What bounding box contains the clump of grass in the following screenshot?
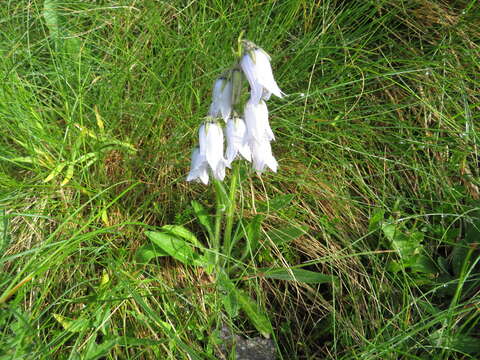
[1,0,479,359]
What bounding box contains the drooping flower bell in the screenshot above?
[187,121,226,184]
[240,40,284,105]
[199,121,226,180]
[244,99,275,143]
[187,38,284,184]
[225,116,251,167]
[208,77,233,122]
[249,137,278,173]
[186,147,209,184]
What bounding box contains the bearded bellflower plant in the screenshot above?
[141,37,308,341]
[187,39,283,182]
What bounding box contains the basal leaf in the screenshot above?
[161,225,202,248]
[145,231,204,266]
[236,290,272,338]
[135,243,168,264]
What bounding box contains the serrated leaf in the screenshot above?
[53,314,91,333]
[145,231,205,266]
[258,268,337,284]
[191,201,213,239]
[265,225,308,245]
[236,290,272,338]
[257,194,294,213]
[135,243,168,264]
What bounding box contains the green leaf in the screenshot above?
[451,242,469,277]
[43,0,61,38]
[135,243,168,264]
[61,163,75,186]
[244,215,264,253]
[0,209,10,255]
[191,201,213,239]
[116,337,165,346]
[265,225,308,245]
[212,178,229,210]
[53,314,91,333]
[219,277,239,318]
[430,330,480,355]
[382,223,424,267]
[161,225,202,248]
[368,209,385,232]
[222,290,239,318]
[93,306,111,335]
[84,338,118,360]
[449,335,480,354]
[10,156,35,164]
[236,290,272,338]
[145,231,205,266]
[257,194,294,213]
[410,254,437,274]
[258,268,337,284]
[43,162,67,182]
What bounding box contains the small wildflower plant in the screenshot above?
[137,37,334,340]
[187,39,283,184]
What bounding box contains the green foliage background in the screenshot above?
[0,0,479,359]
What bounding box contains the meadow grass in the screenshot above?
[0,0,479,359]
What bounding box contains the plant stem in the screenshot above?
[223,162,239,267]
[212,178,225,269]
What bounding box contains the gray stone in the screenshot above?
[218,324,276,360]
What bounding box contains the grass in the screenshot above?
[1,0,479,358]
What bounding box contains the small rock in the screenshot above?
[219,324,276,360]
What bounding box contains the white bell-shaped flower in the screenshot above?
[208,77,233,122]
[244,99,275,143]
[240,43,283,104]
[225,117,251,167]
[186,147,209,184]
[250,138,278,173]
[199,122,226,180]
